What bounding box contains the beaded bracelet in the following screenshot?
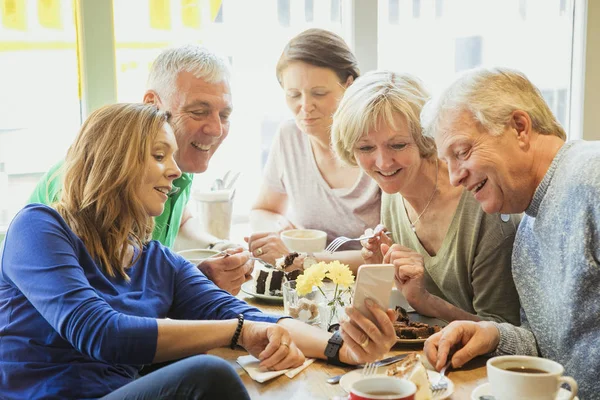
[230,314,244,349]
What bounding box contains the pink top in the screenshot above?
[262,120,381,250]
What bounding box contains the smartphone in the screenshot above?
[352,264,395,324]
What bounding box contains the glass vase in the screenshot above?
[318,287,352,332]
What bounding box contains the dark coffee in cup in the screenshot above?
[503,366,547,374]
[366,392,401,396]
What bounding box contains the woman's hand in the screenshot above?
[382,243,430,313]
[338,300,397,364]
[239,321,305,371]
[244,232,290,266]
[360,224,393,264]
[424,321,500,370]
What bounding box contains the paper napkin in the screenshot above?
[236,355,315,383]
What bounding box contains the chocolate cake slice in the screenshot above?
[393,306,441,339]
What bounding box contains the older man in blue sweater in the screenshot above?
[421,67,600,399]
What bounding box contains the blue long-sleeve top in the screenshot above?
[0,204,281,399]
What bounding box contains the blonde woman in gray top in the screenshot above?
[331,70,521,325]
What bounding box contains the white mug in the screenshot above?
[487,355,578,400]
[280,229,327,253]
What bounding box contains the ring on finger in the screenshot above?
[256,247,263,256]
[281,341,290,348]
[360,337,370,348]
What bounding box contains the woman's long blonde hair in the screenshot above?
[55,103,170,280]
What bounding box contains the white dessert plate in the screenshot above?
[471,382,579,400]
[340,368,453,399]
[241,281,284,302]
[395,313,447,344]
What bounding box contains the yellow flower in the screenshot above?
[295,263,327,295]
[325,260,355,287]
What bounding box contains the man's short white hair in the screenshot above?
[421,67,566,140]
[146,44,231,102]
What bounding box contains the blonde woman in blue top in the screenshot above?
[0,103,397,399]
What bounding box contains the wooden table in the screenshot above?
[209,292,489,399]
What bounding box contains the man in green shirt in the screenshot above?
[29,44,252,295]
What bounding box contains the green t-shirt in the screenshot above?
[28,160,193,248]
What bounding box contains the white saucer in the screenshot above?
[340,369,453,400]
[240,281,283,302]
[471,382,579,400]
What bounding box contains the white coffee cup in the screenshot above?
[487,355,578,400]
[177,248,221,265]
[349,376,416,400]
[280,229,327,253]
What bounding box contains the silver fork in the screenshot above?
[325,232,392,253]
[249,257,276,269]
[361,362,377,377]
[430,360,451,393]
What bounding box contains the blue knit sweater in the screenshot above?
[491,141,600,399]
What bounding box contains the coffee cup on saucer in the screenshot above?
[486,355,577,400]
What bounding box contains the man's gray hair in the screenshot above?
[421,67,566,140]
[146,44,231,102]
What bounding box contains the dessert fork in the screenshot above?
[324,232,392,253]
[430,360,451,393]
[249,257,276,269]
[361,362,377,377]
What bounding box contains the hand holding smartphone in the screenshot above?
[352,264,395,324]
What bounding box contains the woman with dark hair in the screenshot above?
[247,29,381,269]
[0,103,397,399]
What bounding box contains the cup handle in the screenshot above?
[559,376,578,399]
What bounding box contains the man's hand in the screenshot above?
[424,321,501,370]
[197,248,253,295]
[239,321,305,371]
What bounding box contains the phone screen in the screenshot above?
[352,264,395,323]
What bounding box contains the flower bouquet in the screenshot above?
[296,260,354,331]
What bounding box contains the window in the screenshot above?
[0,0,80,228]
[560,0,567,15]
[389,0,399,24]
[277,0,290,27]
[330,0,340,22]
[112,0,344,218]
[519,0,527,19]
[435,0,443,18]
[305,0,313,22]
[378,0,574,134]
[455,36,482,72]
[412,0,421,18]
[0,0,588,233]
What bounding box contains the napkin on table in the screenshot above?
[236,355,315,383]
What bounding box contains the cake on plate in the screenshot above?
[386,353,433,400]
[254,253,302,296]
[393,307,442,340]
